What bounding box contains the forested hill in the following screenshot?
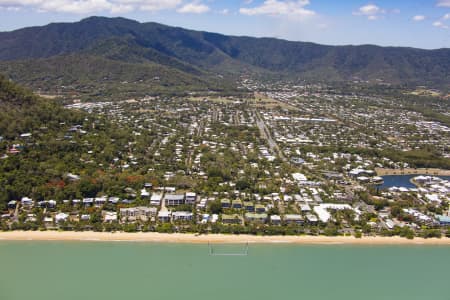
[0,76,133,208]
[0,16,449,92]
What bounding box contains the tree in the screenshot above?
[208,199,222,214]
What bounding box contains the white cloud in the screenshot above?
[412,15,425,21]
[353,3,385,20]
[433,21,449,29]
[436,0,450,7]
[177,2,209,14]
[444,13,450,20]
[239,0,315,20]
[0,0,183,14]
[219,8,229,15]
[137,0,182,12]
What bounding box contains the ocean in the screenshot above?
[1,241,449,300]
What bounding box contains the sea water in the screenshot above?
[0,241,449,300]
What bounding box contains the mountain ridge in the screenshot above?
[0,16,449,93]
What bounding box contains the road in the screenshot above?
[254,110,287,162]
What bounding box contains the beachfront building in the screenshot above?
[120,207,157,222]
[158,211,171,222]
[172,211,194,222]
[221,214,244,225]
[284,214,304,225]
[245,213,268,223]
[270,215,282,225]
[436,215,450,226]
[164,194,185,206]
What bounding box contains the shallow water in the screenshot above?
[1,241,449,300]
[380,174,450,189]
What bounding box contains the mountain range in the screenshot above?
[0,16,449,96]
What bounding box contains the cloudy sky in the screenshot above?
[0,0,449,49]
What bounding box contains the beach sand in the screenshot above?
[0,231,449,245]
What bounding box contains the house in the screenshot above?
[299,203,311,212]
[150,193,163,206]
[55,213,69,223]
[244,201,255,212]
[72,199,81,206]
[47,200,57,208]
[172,211,194,222]
[26,214,37,222]
[95,197,107,206]
[305,214,318,224]
[21,197,33,207]
[158,211,171,222]
[284,214,304,225]
[232,199,243,209]
[221,199,231,208]
[7,200,17,209]
[221,214,243,225]
[245,213,268,223]
[185,192,197,205]
[43,216,53,225]
[436,215,450,226]
[201,214,210,224]
[108,197,120,204]
[164,194,185,206]
[103,211,117,223]
[80,214,90,221]
[270,215,282,225]
[255,204,266,213]
[83,198,94,207]
[120,207,157,222]
[140,189,150,198]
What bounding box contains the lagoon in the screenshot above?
[1,241,449,300]
[380,174,450,189]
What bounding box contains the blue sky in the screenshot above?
[0,0,449,49]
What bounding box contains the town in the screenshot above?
[1,80,449,238]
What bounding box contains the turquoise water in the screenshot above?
[380,175,450,189]
[1,242,450,300]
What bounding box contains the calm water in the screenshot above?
[380,175,450,189]
[1,242,450,300]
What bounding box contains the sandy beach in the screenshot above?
[375,168,450,176]
[0,231,449,245]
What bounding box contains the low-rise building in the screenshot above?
[164,194,185,206]
[270,215,282,225]
[158,211,171,222]
[185,192,197,205]
[221,214,243,225]
[232,199,243,209]
[172,211,194,221]
[245,213,268,223]
[284,214,304,225]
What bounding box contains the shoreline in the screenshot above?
[375,168,450,176]
[0,231,449,245]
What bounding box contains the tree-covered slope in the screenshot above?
[0,16,449,89]
[0,75,133,207]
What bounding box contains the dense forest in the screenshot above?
[0,16,449,98]
[0,75,144,209]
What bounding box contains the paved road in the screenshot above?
[254,110,286,162]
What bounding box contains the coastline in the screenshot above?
[0,231,449,245]
[375,167,450,176]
